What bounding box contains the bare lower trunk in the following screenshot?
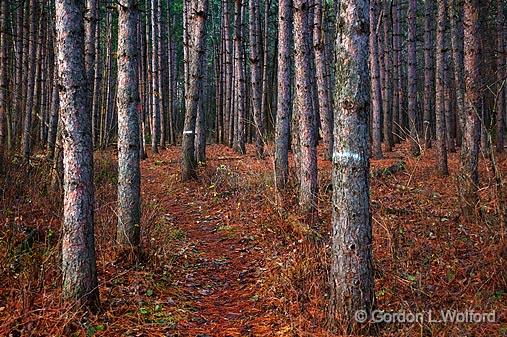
[407,0,420,155]
[369,0,382,159]
[329,0,373,331]
[459,0,481,220]
[232,0,246,154]
[294,0,317,220]
[181,0,207,180]
[275,0,293,190]
[496,0,505,153]
[314,0,333,160]
[117,0,141,252]
[423,0,435,149]
[21,0,38,160]
[55,0,99,309]
[249,0,264,158]
[435,0,449,175]
[450,0,465,149]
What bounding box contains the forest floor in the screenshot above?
[0,142,506,336]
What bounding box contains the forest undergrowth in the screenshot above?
[0,143,505,336]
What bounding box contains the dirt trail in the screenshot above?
[141,146,274,336]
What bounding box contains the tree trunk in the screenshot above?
[369,0,382,159]
[496,0,505,152]
[0,0,6,172]
[150,0,160,153]
[294,0,317,220]
[423,0,435,149]
[85,0,98,143]
[55,0,100,309]
[275,0,293,190]
[233,0,246,154]
[329,0,374,330]
[459,0,481,219]
[450,0,465,149]
[378,11,392,152]
[21,0,38,160]
[181,0,207,180]
[117,0,141,252]
[314,0,333,160]
[435,0,449,175]
[407,0,420,155]
[249,0,264,158]
[223,0,234,147]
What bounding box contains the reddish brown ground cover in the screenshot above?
[0,143,505,336]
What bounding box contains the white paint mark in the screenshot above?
[332,151,364,164]
[183,130,194,134]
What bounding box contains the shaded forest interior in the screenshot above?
[0,0,506,336]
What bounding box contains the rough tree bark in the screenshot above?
[233,0,246,154]
[150,0,160,153]
[274,0,293,190]
[21,0,38,160]
[181,0,207,180]
[423,0,435,149]
[496,0,505,152]
[450,0,465,148]
[378,8,392,151]
[369,0,382,159]
[314,0,333,160]
[435,0,449,175]
[329,0,374,331]
[56,0,100,309]
[0,0,6,172]
[85,0,98,141]
[117,0,141,252]
[249,0,265,158]
[407,0,420,155]
[459,0,481,219]
[294,0,317,220]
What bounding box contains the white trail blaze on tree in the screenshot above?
[329,0,374,331]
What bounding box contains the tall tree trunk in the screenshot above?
[47,17,60,160]
[496,0,505,153]
[378,11,392,152]
[275,0,292,190]
[314,0,333,160]
[395,1,404,141]
[369,0,382,159]
[194,47,206,164]
[55,0,100,309]
[329,0,374,330]
[294,0,317,220]
[435,0,449,175]
[407,0,420,155]
[459,0,481,219]
[392,0,401,145]
[260,0,270,125]
[181,0,207,180]
[0,0,6,172]
[92,12,102,146]
[249,0,264,158]
[233,0,246,154]
[117,0,141,252]
[150,0,160,153]
[166,0,176,145]
[423,0,435,149]
[21,0,38,160]
[223,0,234,147]
[85,0,98,146]
[450,0,465,149]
